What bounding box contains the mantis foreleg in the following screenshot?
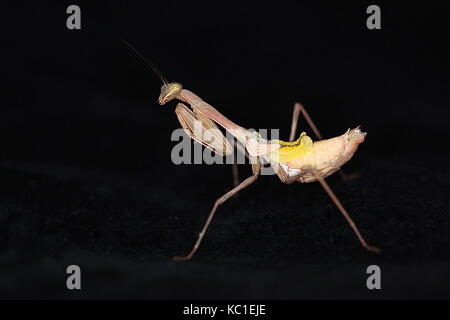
[175,103,232,156]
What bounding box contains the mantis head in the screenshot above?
[158,82,183,105]
[121,40,182,106]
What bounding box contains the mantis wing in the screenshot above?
[175,103,233,156]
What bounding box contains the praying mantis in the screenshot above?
[123,40,380,261]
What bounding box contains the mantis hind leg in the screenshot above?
[174,162,261,261]
[289,102,360,181]
[276,167,378,252]
[311,170,380,253]
[289,102,323,142]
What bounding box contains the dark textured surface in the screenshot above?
[1,2,449,299]
[0,154,449,299]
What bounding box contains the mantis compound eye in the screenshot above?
[168,82,183,94]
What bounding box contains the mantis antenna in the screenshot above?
[121,39,169,85]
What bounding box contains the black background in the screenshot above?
[1,1,449,299]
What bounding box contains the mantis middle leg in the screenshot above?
[232,140,264,188]
[232,140,249,187]
[174,162,262,261]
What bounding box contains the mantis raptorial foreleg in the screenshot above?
[289,102,360,181]
[174,162,261,261]
[176,102,248,189]
[175,103,232,156]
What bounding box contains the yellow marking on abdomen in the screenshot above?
[269,132,314,163]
